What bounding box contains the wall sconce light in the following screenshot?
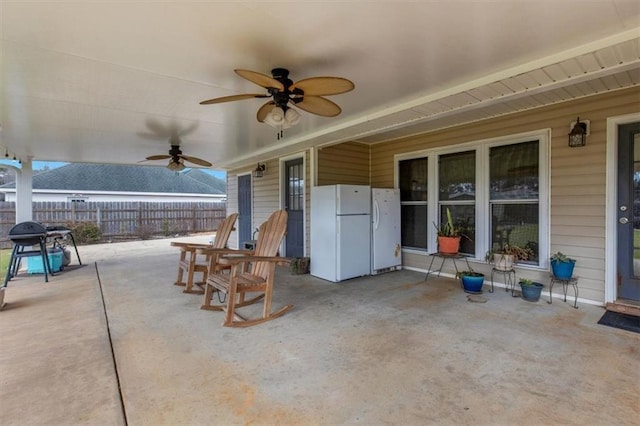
[253,163,267,178]
[568,117,589,147]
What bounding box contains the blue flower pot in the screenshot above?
[551,259,575,280]
[520,282,544,302]
[461,274,485,294]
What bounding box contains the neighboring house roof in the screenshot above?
[1,163,225,195]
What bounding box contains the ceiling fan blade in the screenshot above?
[290,77,354,96]
[200,93,269,105]
[146,154,171,161]
[235,69,285,91]
[295,96,342,117]
[256,101,276,122]
[180,155,212,167]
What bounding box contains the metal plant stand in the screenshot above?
[425,253,470,286]
[548,275,579,309]
[490,267,516,294]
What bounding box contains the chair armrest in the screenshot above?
[196,247,252,256]
[219,255,291,266]
[170,241,214,249]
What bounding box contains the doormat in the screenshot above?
[597,311,640,334]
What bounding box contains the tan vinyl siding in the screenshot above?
[228,153,310,255]
[317,142,369,185]
[252,159,280,228]
[368,86,640,303]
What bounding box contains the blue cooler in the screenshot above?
[27,248,64,274]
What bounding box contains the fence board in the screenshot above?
[0,201,226,247]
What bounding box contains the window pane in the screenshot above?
[490,141,539,200]
[440,204,475,255]
[491,203,539,263]
[401,204,427,249]
[439,151,475,201]
[400,158,427,201]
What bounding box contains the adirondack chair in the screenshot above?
[170,213,238,294]
[199,209,292,327]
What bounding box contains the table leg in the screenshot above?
[425,255,437,281]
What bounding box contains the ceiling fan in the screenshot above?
[200,68,354,136]
[143,137,212,171]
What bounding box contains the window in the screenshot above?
[68,196,87,203]
[438,151,476,255]
[396,130,549,268]
[489,141,539,263]
[399,158,427,250]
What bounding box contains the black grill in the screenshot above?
[8,221,48,246]
[4,221,51,286]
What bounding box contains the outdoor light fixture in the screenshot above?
[253,163,267,178]
[568,117,589,147]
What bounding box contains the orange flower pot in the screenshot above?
[437,236,461,254]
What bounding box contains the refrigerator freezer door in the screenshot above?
[371,188,402,273]
[336,214,371,281]
[310,187,338,281]
[336,185,371,215]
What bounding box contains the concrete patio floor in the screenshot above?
[1,237,638,425]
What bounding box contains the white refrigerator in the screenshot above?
[310,184,371,282]
[371,188,402,274]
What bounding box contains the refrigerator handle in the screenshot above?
[373,200,379,229]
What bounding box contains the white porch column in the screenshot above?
[15,158,33,223]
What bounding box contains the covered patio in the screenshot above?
[1,237,638,425]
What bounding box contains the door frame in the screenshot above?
[605,112,640,303]
[279,151,307,256]
[236,172,253,250]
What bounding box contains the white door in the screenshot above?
[372,189,402,271]
[336,214,371,281]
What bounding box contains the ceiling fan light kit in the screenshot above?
[200,67,354,138]
[142,143,212,170]
[167,159,186,171]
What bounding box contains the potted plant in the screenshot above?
[550,252,576,280]
[457,270,485,294]
[434,208,464,254]
[519,278,544,302]
[485,243,534,271]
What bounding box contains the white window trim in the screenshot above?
[394,129,550,269]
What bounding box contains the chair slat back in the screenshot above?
[212,213,239,249]
[252,210,288,278]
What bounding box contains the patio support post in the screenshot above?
[15,158,33,223]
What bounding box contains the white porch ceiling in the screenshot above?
[1,1,639,170]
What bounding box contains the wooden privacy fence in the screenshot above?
[0,201,227,248]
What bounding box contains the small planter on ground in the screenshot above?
[290,257,310,275]
[519,278,544,302]
[457,270,485,294]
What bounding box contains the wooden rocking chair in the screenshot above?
[170,213,238,294]
[199,209,292,327]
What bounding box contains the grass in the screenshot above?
[0,248,11,280]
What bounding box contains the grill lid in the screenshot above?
[9,221,47,245]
